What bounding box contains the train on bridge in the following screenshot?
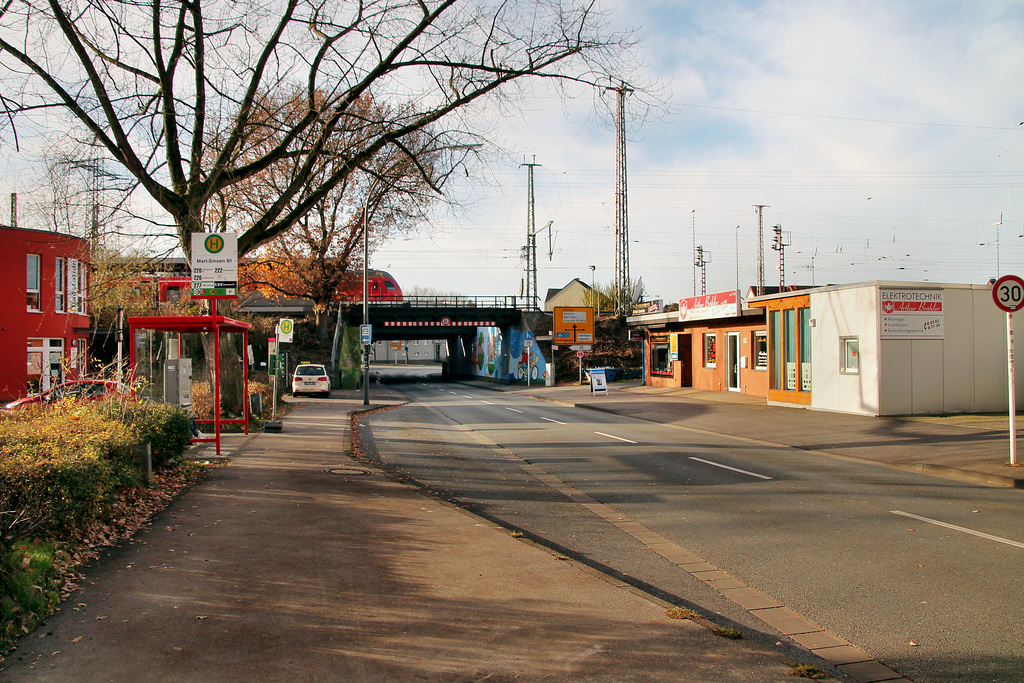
[154,269,404,306]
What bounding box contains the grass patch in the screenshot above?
[665,606,698,620]
[791,664,829,679]
[711,626,743,639]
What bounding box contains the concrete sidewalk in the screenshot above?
[0,394,806,682]
[484,380,1024,489]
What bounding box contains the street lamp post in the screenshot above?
[362,188,372,406]
[590,265,597,316]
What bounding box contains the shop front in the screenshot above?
[629,291,768,398]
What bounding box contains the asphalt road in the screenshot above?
[360,369,1024,683]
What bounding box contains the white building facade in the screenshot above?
[750,281,1020,416]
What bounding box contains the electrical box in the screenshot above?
[163,358,193,407]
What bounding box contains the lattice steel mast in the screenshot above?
[611,83,632,314]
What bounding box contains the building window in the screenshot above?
[76,261,88,314]
[703,333,717,368]
[55,257,66,312]
[652,342,672,375]
[753,331,768,370]
[27,254,41,311]
[841,337,859,374]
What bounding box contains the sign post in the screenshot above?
[992,274,1024,466]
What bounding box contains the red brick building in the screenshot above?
[0,226,91,401]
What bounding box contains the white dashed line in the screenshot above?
[541,417,566,425]
[594,431,637,444]
[505,407,523,413]
[689,456,773,480]
[891,510,1024,549]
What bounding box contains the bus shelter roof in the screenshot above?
[128,314,253,333]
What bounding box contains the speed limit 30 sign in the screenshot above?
[993,274,1024,312]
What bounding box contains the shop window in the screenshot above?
[769,304,810,394]
[55,257,66,312]
[753,331,768,370]
[652,342,672,375]
[841,337,859,374]
[27,254,41,311]
[703,333,717,368]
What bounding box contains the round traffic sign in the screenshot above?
[993,275,1024,312]
[576,350,585,358]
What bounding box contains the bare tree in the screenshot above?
[0,0,645,257]
[223,90,438,326]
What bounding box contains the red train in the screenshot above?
[338,270,404,302]
[154,270,403,304]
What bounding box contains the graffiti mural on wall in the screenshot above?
[508,330,547,383]
[470,327,548,382]
[472,327,503,379]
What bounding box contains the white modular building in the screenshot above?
[749,281,1022,416]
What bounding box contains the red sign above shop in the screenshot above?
[678,290,740,322]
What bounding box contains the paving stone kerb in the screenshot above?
[492,380,1024,488]
[0,393,807,682]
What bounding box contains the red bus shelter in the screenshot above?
[128,312,253,455]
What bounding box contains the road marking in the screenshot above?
[480,400,494,405]
[891,510,1024,549]
[688,456,773,480]
[505,407,523,413]
[595,431,637,444]
[541,417,566,425]
[462,395,473,398]
[449,391,458,394]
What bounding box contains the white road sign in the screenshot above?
[191,232,238,296]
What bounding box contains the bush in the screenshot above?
[95,399,192,468]
[0,398,192,545]
[0,397,197,653]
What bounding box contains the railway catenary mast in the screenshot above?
[610,82,632,315]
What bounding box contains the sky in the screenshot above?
[381,0,1024,303]
[3,0,1024,306]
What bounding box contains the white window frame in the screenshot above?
[55,256,66,313]
[840,336,859,374]
[27,254,41,312]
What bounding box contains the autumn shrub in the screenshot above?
[0,397,195,652]
[0,404,138,545]
[94,398,192,468]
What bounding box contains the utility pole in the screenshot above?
[771,224,791,289]
[754,205,768,296]
[695,245,711,296]
[691,210,697,297]
[609,82,632,314]
[522,156,541,310]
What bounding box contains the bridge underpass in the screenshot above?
[336,296,550,386]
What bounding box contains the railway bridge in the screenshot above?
[335,296,551,386]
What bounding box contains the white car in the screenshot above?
[291,363,331,398]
